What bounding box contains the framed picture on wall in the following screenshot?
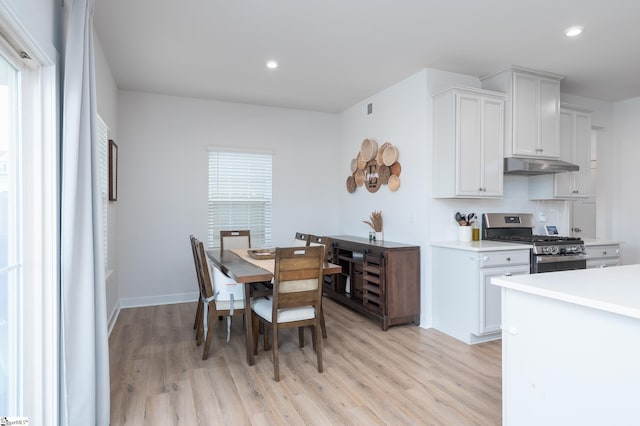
[109,139,118,201]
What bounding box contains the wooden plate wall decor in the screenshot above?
[364,159,381,193]
[376,142,392,165]
[382,145,399,166]
[390,161,401,177]
[346,175,356,193]
[360,138,378,161]
[388,174,400,192]
[345,140,402,193]
[356,152,366,170]
[378,164,390,184]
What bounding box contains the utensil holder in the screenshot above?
[458,226,472,242]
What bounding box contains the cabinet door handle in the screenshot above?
[505,257,511,262]
[602,251,607,255]
[504,272,512,277]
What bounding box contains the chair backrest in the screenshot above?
[308,235,331,263]
[193,237,214,299]
[220,230,251,251]
[293,232,310,247]
[190,234,206,295]
[272,246,324,313]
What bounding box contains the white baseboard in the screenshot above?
[108,292,199,334]
[118,291,199,309]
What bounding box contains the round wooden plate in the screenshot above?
[388,174,400,192]
[346,175,356,193]
[390,161,401,177]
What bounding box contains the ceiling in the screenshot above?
[94,0,640,113]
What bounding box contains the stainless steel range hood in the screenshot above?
[504,157,579,175]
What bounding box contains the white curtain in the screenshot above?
[60,0,110,424]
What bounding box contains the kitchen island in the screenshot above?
[491,264,640,426]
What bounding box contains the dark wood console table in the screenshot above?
[325,236,420,330]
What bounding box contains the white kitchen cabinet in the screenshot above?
[481,65,563,159]
[433,86,505,198]
[586,244,621,268]
[432,245,530,344]
[529,104,592,199]
[480,264,530,334]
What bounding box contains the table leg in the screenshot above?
[244,282,255,365]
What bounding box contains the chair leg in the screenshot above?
[315,320,323,373]
[196,305,204,346]
[252,313,260,356]
[272,324,280,381]
[202,305,216,360]
[311,326,317,352]
[263,325,270,351]
[194,300,203,334]
[298,327,305,348]
[320,304,327,339]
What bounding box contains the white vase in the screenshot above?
[375,231,383,242]
[458,226,472,242]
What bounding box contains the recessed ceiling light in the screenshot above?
[564,26,584,37]
[266,60,278,69]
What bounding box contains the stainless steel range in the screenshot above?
[482,213,586,273]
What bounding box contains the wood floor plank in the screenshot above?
[109,298,502,425]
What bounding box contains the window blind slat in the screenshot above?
[208,150,272,248]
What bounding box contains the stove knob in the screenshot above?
[549,246,559,255]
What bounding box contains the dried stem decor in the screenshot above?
[363,210,383,232]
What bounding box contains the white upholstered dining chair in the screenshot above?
[193,237,246,360]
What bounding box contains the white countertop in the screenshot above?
[492,264,640,320]
[431,240,532,252]
[582,238,624,246]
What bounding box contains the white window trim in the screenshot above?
[0,5,59,424]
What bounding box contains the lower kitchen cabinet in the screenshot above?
[432,245,530,344]
[326,236,420,330]
[585,243,621,268]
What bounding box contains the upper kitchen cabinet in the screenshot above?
[529,104,592,199]
[481,66,563,159]
[433,87,506,198]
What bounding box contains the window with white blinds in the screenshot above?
[97,115,108,266]
[207,148,272,249]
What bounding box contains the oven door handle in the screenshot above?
[535,254,587,263]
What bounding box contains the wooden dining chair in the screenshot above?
[308,235,330,339]
[251,246,325,381]
[220,229,251,251]
[194,237,246,360]
[293,232,310,247]
[190,235,205,339]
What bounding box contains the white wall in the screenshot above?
[338,70,431,325]
[116,91,340,304]
[94,35,119,321]
[611,98,640,264]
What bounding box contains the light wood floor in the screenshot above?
[109,298,502,425]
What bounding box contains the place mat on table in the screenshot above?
[231,248,275,273]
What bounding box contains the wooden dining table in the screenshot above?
[206,248,341,365]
